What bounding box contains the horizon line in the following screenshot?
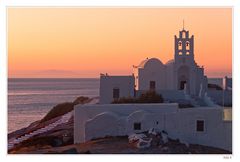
[8,77,100,79]
[8,76,232,79]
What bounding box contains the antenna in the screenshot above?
[183,19,185,30]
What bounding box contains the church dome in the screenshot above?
[138,58,163,69]
[138,59,148,68]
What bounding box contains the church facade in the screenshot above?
[100,28,208,104]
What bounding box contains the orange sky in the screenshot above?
[8,8,232,78]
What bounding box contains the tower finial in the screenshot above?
[183,19,185,30]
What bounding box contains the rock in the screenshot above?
[161,132,169,144]
[137,138,152,149]
[162,146,169,152]
[162,130,168,135]
[128,133,152,149]
[128,133,146,143]
[53,139,63,147]
[79,150,92,154]
[150,134,161,147]
[148,128,157,135]
[82,150,91,154]
[180,140,190,148]
[62,148,78,154]
[63,136,71,143]
[184,142,189,148]
[9,135,231,154]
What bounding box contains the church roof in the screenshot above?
[165,59,175,65]
[138,58,149,68]
[138,58,163,68]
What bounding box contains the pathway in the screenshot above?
[8,111,73,150]
[8,97,99,150]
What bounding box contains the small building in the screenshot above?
[99,75,135,104]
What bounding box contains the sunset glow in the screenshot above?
[8,8,232,78]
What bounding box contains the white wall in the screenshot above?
[223,77,232,90]
[99,75,135,104]
[74,103,178,143]
[74,103,231,151]
[138,58,167,91]
[85,112,120,141]
[165,62,175,90]
[165,108,232,151]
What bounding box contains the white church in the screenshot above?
[74,27,232,152]
[100,28,208,104]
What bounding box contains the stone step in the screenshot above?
[8,110,73,150]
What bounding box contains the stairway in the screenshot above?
[184,93,200,107]
[203,93,220,107]
[8,111,73,150]
[8,97,99,150]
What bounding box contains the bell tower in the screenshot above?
[174,21,194,65]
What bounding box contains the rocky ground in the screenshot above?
[8,120,231,154]
[9,135,231,154]
[8,96,231,154]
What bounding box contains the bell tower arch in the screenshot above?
[174,22,194,65]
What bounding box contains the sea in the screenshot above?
[8,78,99,133]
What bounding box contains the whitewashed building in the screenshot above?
[100,28,208,104]
[99,75,135,104]
[74,27,232,152]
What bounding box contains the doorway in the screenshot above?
[177,66,190,93]
[179,80,187,90]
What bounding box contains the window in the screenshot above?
[182,32,186,38]
[179,52,183,55]
[156,121,159,125]
[196,120,204,132]
[150,81,156,90]
[113,88,120,99]
[134,122,141,130]
[178,41,182,50]
[186,41,190,50]
[186,52,190,55]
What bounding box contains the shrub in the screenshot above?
[112,97,136,104]
[40,102,74,123]
[138,91,164,103]
[41,96,90,123]
[73,96,90,105]
[112,91,164,104]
